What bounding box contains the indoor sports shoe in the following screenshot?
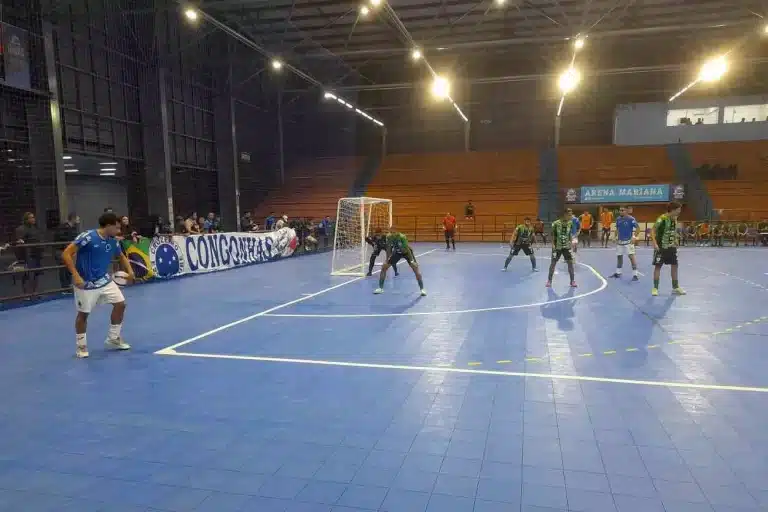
[105,337,131,350]
[570,281,578,288]
[651,288,659,296]
[374,288,384,294]
[502,267,507,271]
[76,344,89,359]
[545,281,552,288]
[532,268,539,272]
[610,273,621,278]
[672,287,687,295]
[632,275,639,281]
[420,289,427,296]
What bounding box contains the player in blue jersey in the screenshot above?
[567,208,580,255]
[61,212,135,358]
[610,206,640,281]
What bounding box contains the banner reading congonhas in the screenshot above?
[121,228,299,280]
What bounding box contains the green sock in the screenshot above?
[653,279,659,289]
[379,275,385,288]
[417,276,424,289]
[672,280,679,289]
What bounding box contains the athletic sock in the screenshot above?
[530,255,536,269]
[504,256,512,269]
[378,275,385,288]
[417,276,424,290]
[653,279,660,289]
[107,324,122,341]
[76,333,87,347]
[672,280,679,289]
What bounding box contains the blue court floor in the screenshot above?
[2,242,768,512]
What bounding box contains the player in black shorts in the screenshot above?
[651,202,685,296]
[365,228,397,277]
[546,210,577,288]
[503,217,537,272]
[374,230,425,296]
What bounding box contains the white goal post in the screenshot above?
[331,197,393,276]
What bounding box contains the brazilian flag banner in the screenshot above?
[121,238,154,281]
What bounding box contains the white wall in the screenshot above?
[66,175,129,228]
[614,95,768,146]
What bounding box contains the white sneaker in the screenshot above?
[420,289,427,296]
[374,288,384,294]
[105,338,131,350]
[76,344,89,358]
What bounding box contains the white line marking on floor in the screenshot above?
[160,351,768,393]
[154,249,438,354]
[264,257,608,318]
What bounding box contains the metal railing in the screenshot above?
[0,235,331,306]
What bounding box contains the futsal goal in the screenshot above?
[331,197,393,276]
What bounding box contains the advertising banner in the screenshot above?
[122,228,298,280]
[564,184,685,204]
[1,23,31,90]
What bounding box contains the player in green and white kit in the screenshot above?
[374,230,426,296]
[546,211,577,288]
[651,202,686,296]
[503,217,537,272]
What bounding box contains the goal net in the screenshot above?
[331,197,393,276]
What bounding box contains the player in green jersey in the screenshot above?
[374,230,426,296]
[503,217,537,272]
[651,202,686,296]
[546,210,577,288]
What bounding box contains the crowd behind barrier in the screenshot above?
[0,227,326,308]
[3,215,768,308]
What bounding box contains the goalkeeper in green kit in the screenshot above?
[503,217,538,272]
[374,229,426,296]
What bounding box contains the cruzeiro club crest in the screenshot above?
[149,236,185,278]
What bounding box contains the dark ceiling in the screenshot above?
[200,0,768,91]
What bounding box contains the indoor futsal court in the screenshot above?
[2,242,768,512]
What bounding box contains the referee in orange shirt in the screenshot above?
[443,212,457,250]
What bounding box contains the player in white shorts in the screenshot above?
[564,208,580,269]
[610,206,640,281]
[61,212,135,358]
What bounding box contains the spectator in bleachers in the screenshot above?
[120,216,140,243]
[14,212,44,295]
[174,216,187,234]
[203,212,218,233]
[759,220,768,246]
[464,201,475,220]
[241,212,253,232]
[275,215,287,230]
[265,212,276,231]
[319,216,332,248]
[54,212,80,289]
[712,223,724,247]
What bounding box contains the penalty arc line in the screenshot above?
[154,248,438,354]
[161,351,768,393]
[263,256,608,318]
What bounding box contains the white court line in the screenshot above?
[161,351,768,393]
[264,254,608,318]
[691,264,768,291]
[154,249,438,354]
